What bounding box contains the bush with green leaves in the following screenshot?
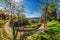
[47,20,59,27]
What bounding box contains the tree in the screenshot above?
[47,2,58,21]
[4,0,18,40]
[4,0,25,40]
[16,2,25,21]
[28,18,35,25]
[39,0,58,28]
[0,10,6,20]
[13,14,28,27]
[57,10,60,21]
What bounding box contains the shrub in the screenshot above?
[0,20,4,28]
[47,21,58,27]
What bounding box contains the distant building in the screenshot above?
[57,12,60,21]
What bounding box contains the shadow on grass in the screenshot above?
[20,31,34,40]
[19,24,41,40]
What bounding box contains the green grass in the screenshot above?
[18,23,41,30]
[0,19,8,28]
[27,21,60,40]
[47,20,59,27]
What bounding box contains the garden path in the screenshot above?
[4,20,46,40]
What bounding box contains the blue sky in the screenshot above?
[0,0,42,18]
[0,0,60,18]
[21,0,60,18]
[22,0,42,18]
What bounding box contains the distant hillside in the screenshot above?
[26,17,40,22]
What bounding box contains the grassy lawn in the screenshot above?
[47,20,59,27]
[17,23,41,30]
[26,21,60,40]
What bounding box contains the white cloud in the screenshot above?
[12,0,21,3]
[24,11,41,18]
[15,0,21,2]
